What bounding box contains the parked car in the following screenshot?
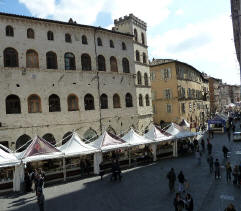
[233,132,241,142]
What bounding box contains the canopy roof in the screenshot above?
[88,131,128,152]
[0,148,19,167]
[166,123,196,138]
[208,114,227,125]
[58,132,99,157]
[122,128,153,146]
[16,136,63,162]
[144,124,172,142]
[179,119,190,128]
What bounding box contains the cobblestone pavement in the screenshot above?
[0,129,241,211]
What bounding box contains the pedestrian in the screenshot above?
[226,162,232,183]
[178,171,185,193]
[222,145,229,159]
[38,169,45,189]
[99,162,105,180]
[185,193,193,211]
[195,149,202,165]
[173,193,185,211]
[193,138,198,151]
[37,188,45,211]
[166,168,176,192]
[224,203,236,211]
[207,142,212,155]
[214,159,221,179]
[201,139,205,152]
[207,155,214,174]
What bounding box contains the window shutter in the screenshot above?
[168,68,171,79]
[160,69,164,80]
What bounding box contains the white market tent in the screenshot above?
[179,119,190,128]
[58,132,99,157]
[144,124,173,142]
[0,148,19,168]
[165,123,196,139]
[122,128,154,146]
[16,136,64,163]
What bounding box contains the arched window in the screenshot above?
[62,131,72,145]
[46,51,57,69]
[98,55,106,71]
[28,94,41,113]
[16,134,31,152]
[84,94,95,110]
[26,49,39,68]
[47,31,54,40]
[110,56,118,72]
[137,71,142,85]
[134,28,138,42]
[64,52,76,70]
[122,42,126,50]
[100,94,108,109]
[145,94,150,106]
[65,33,71,43]
[4,48,18,67]
[81,54,91,70]
[113,94,121,108]
[83,128,97,142]
[82,35,88,44]
[141,32,145,45]
[144,73,148,86]
[139,94,143,107]
[6,25,14,37]
[67,94,79,111]
[6,95,21,114]
[136,50,140,62]
[97,37,102,46]
[143,52,147,64]
[42,133,56,146]
[125,93,133,107]
[122,58,130,73]
[49,94,61,112]
[110,40,114,48]
[27,28,34,39]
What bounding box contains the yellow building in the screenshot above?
[150,59,210,128]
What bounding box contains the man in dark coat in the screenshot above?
[214,159,221,179]
[37,188,45,211]
[166,168,176,192]
[222,145,229,159]
[178,171,185,193]
[185,193,194,211]
[207,142,212,155]
[173,193,185,211]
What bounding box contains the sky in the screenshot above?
[0,0,239,85]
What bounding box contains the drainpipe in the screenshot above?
[94,28,103,134]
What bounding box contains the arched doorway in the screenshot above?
[42,133,56,146]
[16,134,32,152]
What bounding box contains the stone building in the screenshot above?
[208,77,222,114]
[0,12,153,150]
[113,14,153,132]
[150,59,210,128]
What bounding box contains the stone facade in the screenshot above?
[0,12,153,150]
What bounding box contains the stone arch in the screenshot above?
[42,133,56,146]
[83,128,97,142]
[16,134,32,152]
[62,131,73,145]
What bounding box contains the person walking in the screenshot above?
[222,145,229,159]
[173,193,185,211]
[195,149,202,165]
[207,155,214,174]
[185,193,194,211]
[178,171,185,193]
[166,168,176,192]
[214,159,221,179]
[224,203,236,211]
[207,142,212,155]
[225,162,232,183]
[201,139,205,152]
[37,188,45,211]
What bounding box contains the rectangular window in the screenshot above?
[164,89,172,99]
[150,72,156,81]
[163,68,171,80]
[181,103,185,113]
[166,104,172,113]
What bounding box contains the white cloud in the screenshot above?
[149,14,240,85]
[18,0,172,27]
[175,9,184,16]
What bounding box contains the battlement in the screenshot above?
[114,13,147,30]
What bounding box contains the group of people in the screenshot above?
[166,168,193,211]
[24,168,45,211]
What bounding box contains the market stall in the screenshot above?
[208,114,227,133]
[144,124,173,160]
[0,148,20,193]
[58,132,99,180]
[88,131,129,174]
[15,136,64,190]
[122,128,154,166]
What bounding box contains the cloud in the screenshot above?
[18,0,172,27]
[149,14,239,85]
[175,9,184,16]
